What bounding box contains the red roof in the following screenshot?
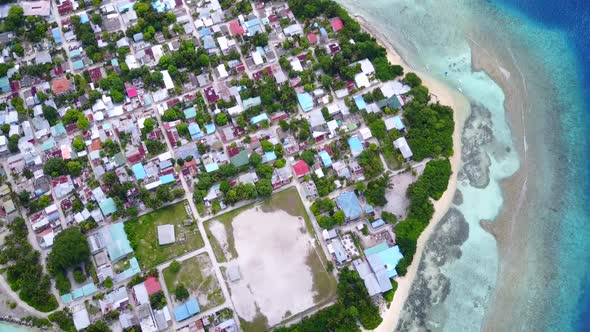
[88,67,103,82]
[52,78,71,94]
[144,276,162,295]
[307,32,317,44]
[125,83,138,98]
[203,86,219,104]
[292,160,311,177]
[229,20,245,36]
[329,17,344,32]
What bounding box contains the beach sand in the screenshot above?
[354,17,470,331]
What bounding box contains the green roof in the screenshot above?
[230,150,249,167]
[377,96,401,110]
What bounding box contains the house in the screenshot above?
[132,282,150,305]
[354,95,366,110]
[359,127,373,140]
[89,222,133,262]
[384,115,405,131]
[228,20,244,36]
[173,299,200,322]
[99,197,117,216]
[52,78,71,95]
[318,150,332,167]
[271,167,292,189]
[144,276,162,295]
[297,93,314,112]
[327,238,350,265]
[100,287,130,313]
[348,136,364,157]
[157,224,175,245]
[358,59,375,76]
[393,137,413,161]
[230,150,249,168]
[354,242,404,296]
[336,191,362,220]
[22,1,51,16]
[73,307,91,331]
[354,72,370,89]
[283,23,303,36]
[292,160,310,178]
[329,17,344,32]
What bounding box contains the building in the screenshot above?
[73,307,90,331]
[329,17,344,32]
[336,191,362,220]
[88,222,133,262]
[157,224,176,245]
[292,160,310,178]
[393,137,413,161]
[318,150,332,167]
[52,78,71,95]
[297,93,314,112]
[348,136,364,157]
[354,242,404,296]
[173,299,200,322]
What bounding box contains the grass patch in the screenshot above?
[306,249,337,304]
[240,307,269,332]
[125,201,204,269]
[162,253,224,310]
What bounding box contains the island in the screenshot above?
[0,0,457,331]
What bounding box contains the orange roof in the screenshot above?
[52,78,71,94]
[89,139,102,151]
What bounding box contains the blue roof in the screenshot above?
[183,106,196,118]
[198,27,212,37]
[336,191,362,220]
[371,218,385,229]
[174,299,200,321]
[151,0,170,13]
[61,293,73,304]
[365,243,404,278]
[52,123,66,136]
[348,136,364,155]
[105,223,133,261]
[52,28,62,44]
[115,257,141,282]
[205,163,219,173]
[111,59,119,67]
[354,95,367,110]
[264,151,277,162]
[188,123,202,139]
[245,18,260,28]
[203,35,216,49]
[40,138,55,151]
[318,151,332,167]
[205,123,216,134]
[69,49,81,58]
[0,76,9,92]
[132,163,146,180]
[250,113,269,124]
[73,60,85,70]
[159,174,175,184]
[79,13,89,24]
[392,115,405,130]
[297,93,314,112]
[320,27,328,36]
[365,204,374,213]
[99,197,117,216]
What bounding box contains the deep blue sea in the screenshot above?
[494,1,590,330]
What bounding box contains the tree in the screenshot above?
[333,210,345,225]
[12,43,24,57]
[169,260,181,273]
[404,72,422,88]
[72,137,85,152]
[66,161,83,177]
[42,105,60,125]
[8,134,19,153]
[5,6,24,31]
[256,179,272,197]
[143,118,155,133]
[261,140,274,152]
[63,109,83,124]
[279,120,289,132]
[44,158,67,177]
[301,150,315,165]
[175,284,189,301]
[249,153,262,167]
[255,164,273,180]
[318,215,336,229]
[251,32,269,47]
[215,113,228,126]
[47,228,90,274]
[355,181,366,194]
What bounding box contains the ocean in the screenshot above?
[335,0,590,331]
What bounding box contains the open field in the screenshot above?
[124,201,204,269]
[384,165,426,220]
[206,188,337,331]
[162,253,224,311]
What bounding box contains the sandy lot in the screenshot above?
[209,219,233,260]
[384,165,425,220]
[218,206,316,327]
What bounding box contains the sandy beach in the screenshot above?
[354,16,470,331]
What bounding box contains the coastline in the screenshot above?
[354,16,469,331]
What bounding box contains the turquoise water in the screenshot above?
[336,0,590,330]
[0,322,34,332]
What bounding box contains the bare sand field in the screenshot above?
[384,165,426,220]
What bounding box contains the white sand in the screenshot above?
[209,219,233,260]
[356,18,469,332]
[227,208,316,326]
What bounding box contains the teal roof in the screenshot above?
[230,150,249,167]
[318,151,332,167]
[364,242,389,256]
[61,293,73,303]
[73,60,85,70]
[183,106,196,119]
[205,123,216,134]
[40,138,56,151]
[132,163,146,180]
[297,93,314,112]
[52,123,66,136]
[205,162,219,173]
[159,174,175,184]
[99,197,117,216]
[365,243,403,278]
[250,113,268,124]
[243,96,261,109]
[0,76,9,92]
[70,283,97,300]
[105,223,132,261]
[348,136,364,155]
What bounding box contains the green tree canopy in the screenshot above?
[47,228,90,274]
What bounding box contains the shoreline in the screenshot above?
[354,16,469,332]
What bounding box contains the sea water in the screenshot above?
[336,0,590,330]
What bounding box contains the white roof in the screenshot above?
[73,308,91,331]
[133,283,150,305]
[161,70,174,90]
[359,127,372,140]
[358,58,375,74]
[394,137,413,159]
[381,80,411,98]
[252,50,263,65]
[217,36,228,50]
[157,224,175,245]
[290,59,303,72]
[227,104,243,116]
[355,73,370,89]
[158,151,172,162]
[217,63,228,78]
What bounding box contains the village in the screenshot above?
[0,0,455,331]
